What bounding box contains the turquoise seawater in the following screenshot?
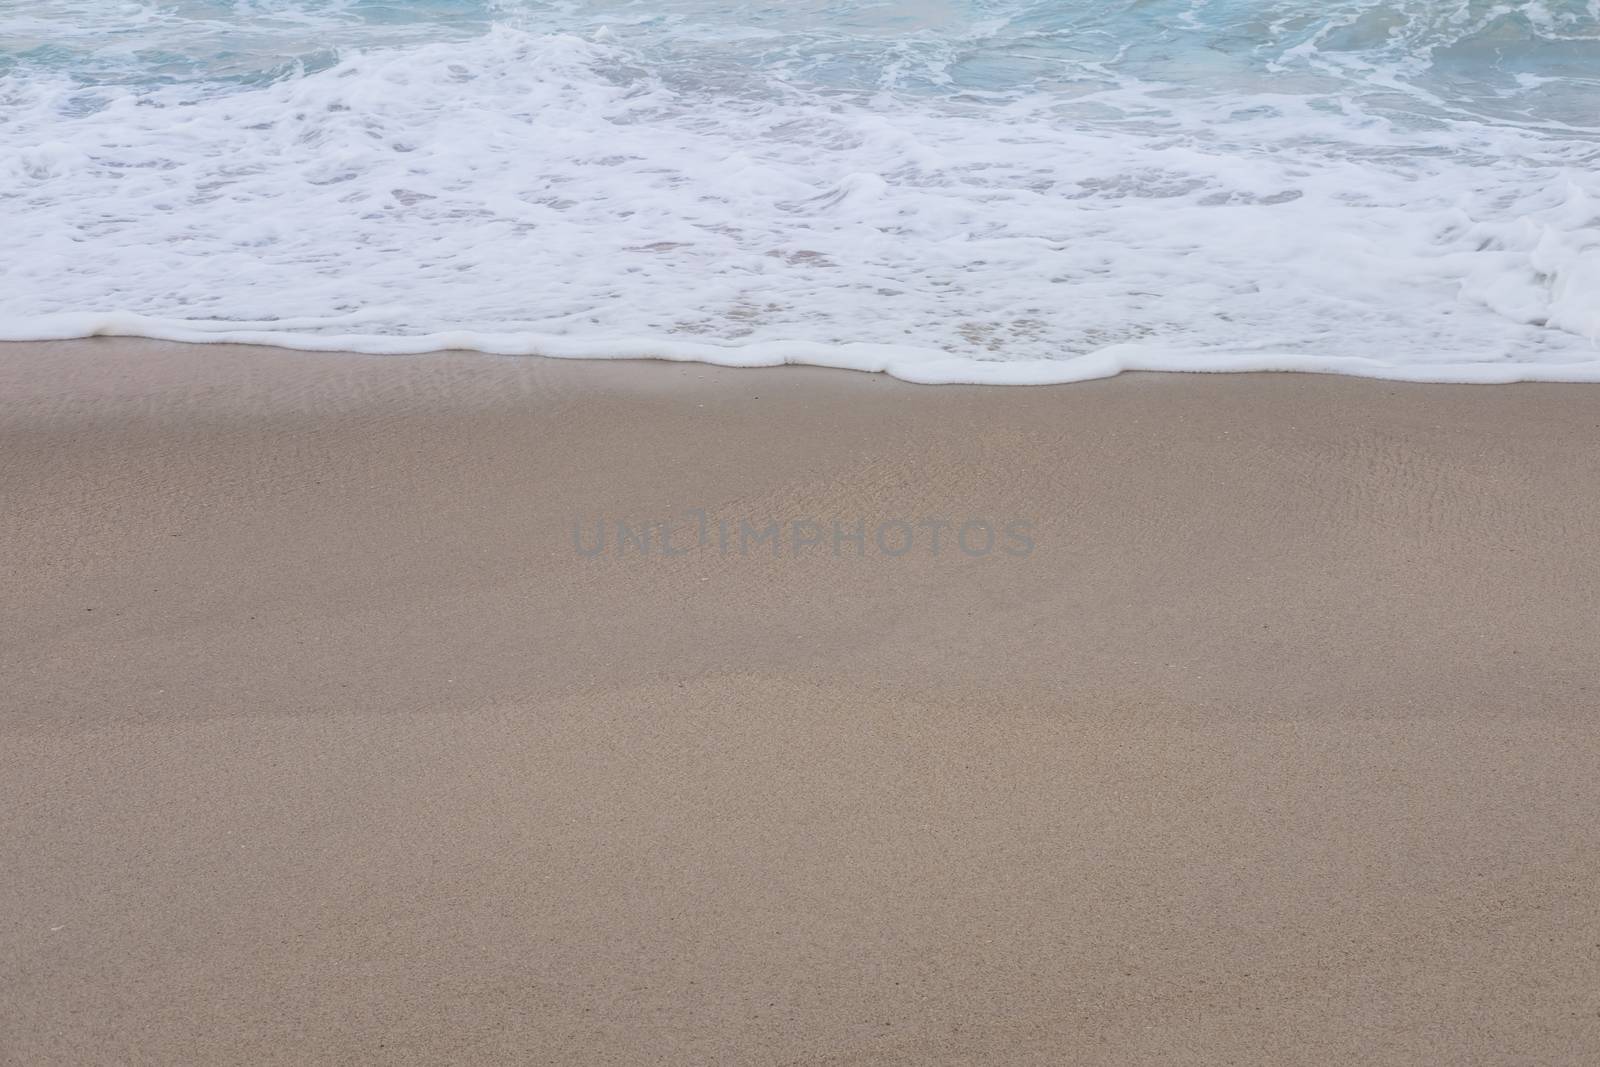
[11,1,1599,116]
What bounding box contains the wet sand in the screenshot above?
[3,339,1599,1064]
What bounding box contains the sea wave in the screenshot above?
[2,3,1597,382]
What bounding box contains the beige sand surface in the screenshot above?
[3,340,1599,1064]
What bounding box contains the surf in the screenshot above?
[2,2,1597,382]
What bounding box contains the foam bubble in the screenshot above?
[1,4,1597,384]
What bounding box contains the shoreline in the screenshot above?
[8,325,1600,385]
[4,339,1600,1063]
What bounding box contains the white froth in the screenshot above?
[2,11,1598,384]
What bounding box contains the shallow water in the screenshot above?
[3,1,1598,382]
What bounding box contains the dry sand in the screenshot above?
[3,339,1599,1064]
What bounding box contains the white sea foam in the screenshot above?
[2,4,1598,384]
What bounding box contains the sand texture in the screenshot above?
[3,340,1599,1064]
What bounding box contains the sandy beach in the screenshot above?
[3,339,1599,1064]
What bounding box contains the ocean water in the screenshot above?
[2,1,1598,383]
